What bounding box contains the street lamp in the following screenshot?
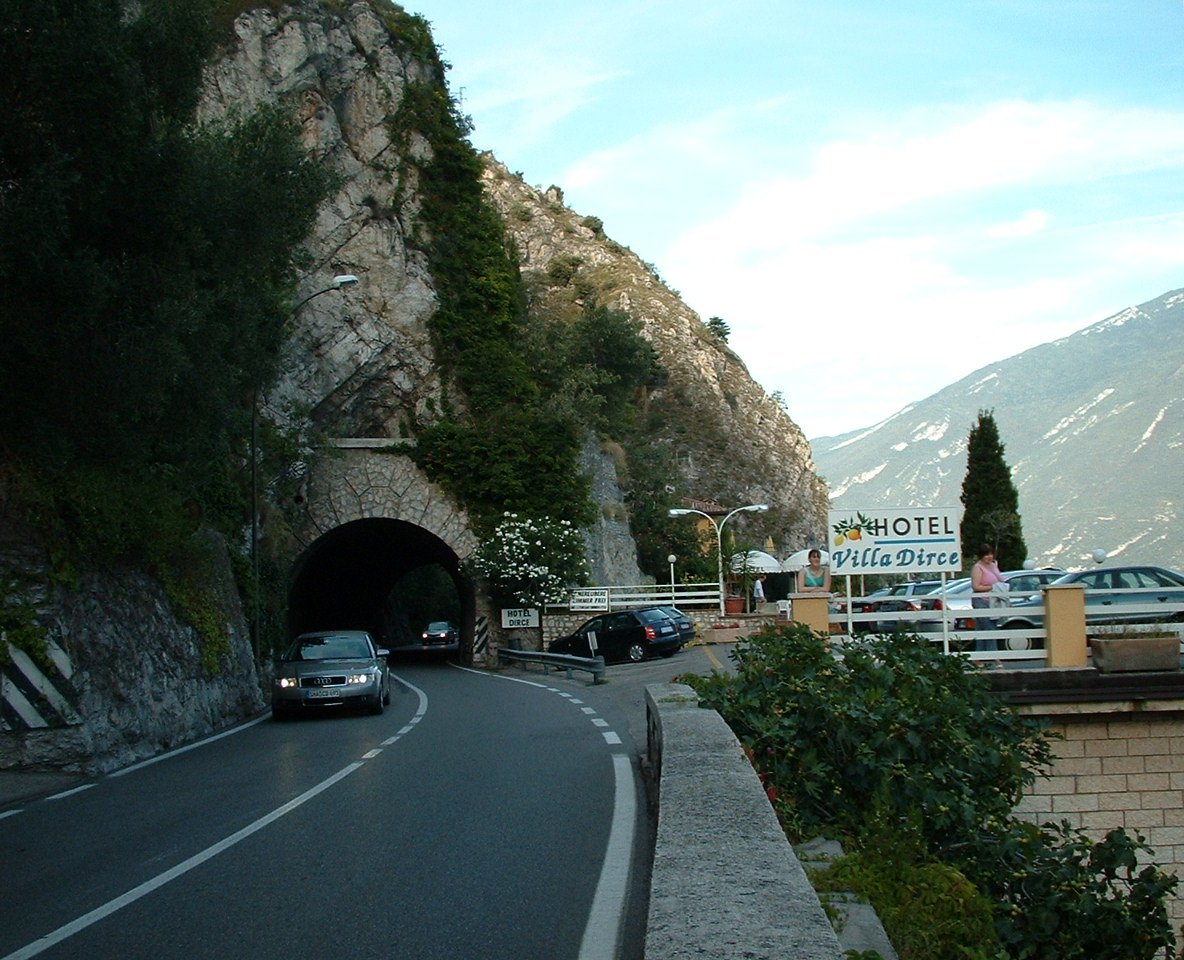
[668,504,769,615]
[251,273,360,660]
[667,554,677,604]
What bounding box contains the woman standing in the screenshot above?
[797,549,831,593]
[971,545,1004,654]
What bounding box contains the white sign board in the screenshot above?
[569,588,610,612]
[501,608,539,628]
[828,508,962,575]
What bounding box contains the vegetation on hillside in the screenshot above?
[0,0,338,659]
[686,625,1177,958]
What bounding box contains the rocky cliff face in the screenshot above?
[0,511,262,774]
[482,161,830,549]
[201,0,829,556]
[199,1,444,439]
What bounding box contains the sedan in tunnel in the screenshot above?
[271,630,391,719]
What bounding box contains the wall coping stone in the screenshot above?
[644,682,844,960]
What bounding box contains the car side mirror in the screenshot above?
[377,648,390,659]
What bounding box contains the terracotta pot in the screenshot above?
[724,596,745,615]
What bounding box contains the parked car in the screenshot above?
[651,605,697,646]
[872,579,947,632]
[271,630,391,720]
[549,607,682,663]
[998,565,1184,631]
[951,568,1067,629]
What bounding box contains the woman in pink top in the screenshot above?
[971,545,1004,653]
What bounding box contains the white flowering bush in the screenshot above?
[469,513,589,608]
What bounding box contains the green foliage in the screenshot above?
[960,411,1027,570]
[685,624,1178,958]
[706,316,731,342]
[467,513,589,608]
[0,0,335,575]
[389,40,599,526]
[688,625,1051,847]
[0,575,50,669]
[813,817,1000,960]
[956,818,1177,960]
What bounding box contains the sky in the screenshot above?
[407,1,1184,439]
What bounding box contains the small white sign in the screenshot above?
[569,588,610,612]
[501,608,539,628]
[587,630,598,654]
[828,507,963,575]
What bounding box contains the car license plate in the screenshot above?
[305,688,337,699]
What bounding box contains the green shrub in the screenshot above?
[686,625,1178,958]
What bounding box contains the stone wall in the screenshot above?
[1,529,262,775]
[1013,700,1184,929]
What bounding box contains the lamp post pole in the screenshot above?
[668,554,677,604]
[668,504,769,615]
[251,274,359,661]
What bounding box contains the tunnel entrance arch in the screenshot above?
[288,517,474,657]
[289,444,484,661]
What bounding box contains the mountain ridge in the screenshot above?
[810,288,1184,570]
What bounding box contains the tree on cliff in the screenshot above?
[959,410,1027,569]
[0,0,335,555]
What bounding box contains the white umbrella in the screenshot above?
[728,550,783,574]
[781,548,831,572]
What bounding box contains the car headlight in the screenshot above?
[276,676,299,689]
[346,672,372,685]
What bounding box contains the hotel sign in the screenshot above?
[828,508,962,575]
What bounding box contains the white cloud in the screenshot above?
[987,209,1050,239]
[656,98,1184,437]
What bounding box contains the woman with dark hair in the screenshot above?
[797,548,831,593]
[971,545,1005,655]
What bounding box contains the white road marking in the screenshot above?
[46,784,95,802]
[453,662,638,958]
[110,715,269,778]
[578,754,636,960]
[2,761,365,960]
[4,672,432,960]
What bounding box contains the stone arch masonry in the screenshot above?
[298,440,478,558]
[295,440,499,660]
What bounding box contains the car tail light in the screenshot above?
[645,625,657,639]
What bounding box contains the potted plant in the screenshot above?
[1090,627,1181,673]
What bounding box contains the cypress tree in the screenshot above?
[959,410,1028,570]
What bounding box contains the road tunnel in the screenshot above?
[287,517,473,658]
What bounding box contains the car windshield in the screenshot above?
[426,622,451,632]
[291,635,371,660]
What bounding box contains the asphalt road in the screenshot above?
[0,652,725,960]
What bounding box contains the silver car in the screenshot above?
[272,630,391,720]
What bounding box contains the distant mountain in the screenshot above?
[810,288,1184,571]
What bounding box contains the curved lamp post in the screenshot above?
[251,274,360,659]
[668,504,769,615]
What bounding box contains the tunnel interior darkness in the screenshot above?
[287,518,472,651]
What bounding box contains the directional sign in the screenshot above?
[501,608,539,628]
[569,588,610,612]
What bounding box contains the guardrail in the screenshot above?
[495,647,606,682]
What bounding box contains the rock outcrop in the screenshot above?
[482,162,829,548]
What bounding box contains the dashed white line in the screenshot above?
[2,672,432,960]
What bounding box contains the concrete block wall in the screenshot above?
[645,682,845,960]
[1013,703,1184,928]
